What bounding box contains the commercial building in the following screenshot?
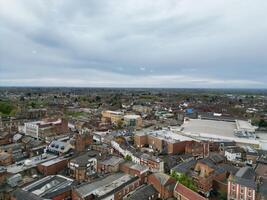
[123,114,142,128]
[24,118,68,139]
[72,173,141,200]
[134,130,193,154]
[37,157,68,176]
[181,119,266,149]
[11,175,74,200]
[101,110,123,125]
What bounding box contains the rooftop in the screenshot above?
[127,184,158,200]
[21,175,73,198]
[75,173,137,198]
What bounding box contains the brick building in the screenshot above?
[134,130,193,154]
[185,141,209,158]
[37,157,68,176]
[24,118,69,139]
[69,151,100,181]
[119,161,149,183]
[228,167,256,200]
[97,156,124,174]
[174,183,208,200]
[0,152,12,166]
[147,172,176,199]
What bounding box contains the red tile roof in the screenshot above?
[174,183,207,200]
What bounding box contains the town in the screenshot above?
[0,87,266,200]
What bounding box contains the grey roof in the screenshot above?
[75,173,135,198]
[13,189,44,200]
[219,163,239,175]
[70,151,99,166]
[232,167,256,189]
[235,167,255,179]
[208,152,225,164]
[258,179,267,198]
[100,156,124,166]
[171,159,197,174]
[152,172,172,186]
[127,184,158,200]
[22,175,73,198]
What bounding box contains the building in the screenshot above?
[134,130,193,154]
[0,152,12,166]
[132,105,152,114]
[0,166,7,184]
[47,140,73,155]
[11,175,74,200]
[97,156,124,174]
[123,114,142,128]
[0,132,11,145]
[37,157,68,176]
[101,110,123,125]
[119,161,149,183]
[24,118,68,139]
[174,183,208,200]
[125,184,158,200]
[181,119,265,149]
[147,172,176,199]
[69,151,100,181]
[224,146,245,162]
[185,141,209,158]
[227,167,256,200]
[72,173,141,200]
[192,157,226,197]
[111,140,164,172]
[72,131,93,152]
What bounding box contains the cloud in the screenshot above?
[0,0,266,88]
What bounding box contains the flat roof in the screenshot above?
[40,157,67,167]
[182,119,236,137]
[181,119,261,145]
[136,129,194,143]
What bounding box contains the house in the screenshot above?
[0,152,12,166]
[125,184,158,200]
[119,161,149,183]
[47,140,73,155]
[174,183,208,200]
[192,157,226,197]
[147,172,176,199]
[227,167,256,200]
[72,173,141,200]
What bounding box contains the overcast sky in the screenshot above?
[0,0,267,88]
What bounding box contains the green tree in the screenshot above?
[170,172,197,192]
[125,155,132,161]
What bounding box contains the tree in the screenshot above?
[125,155,132,161]
[170,172,197,192]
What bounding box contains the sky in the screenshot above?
[0,0,267,88]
